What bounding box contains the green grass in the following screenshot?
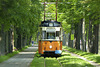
[45,58,61,67]
[30,51,44,67]
[0,51,19,63]
[19,46,29,52]
[63,46,100,64]
[30,50,93,67]
[30,57,44,67]
[58,51,94,67]
[30,51,61,67]
[0,45,29,63]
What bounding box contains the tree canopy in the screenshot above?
[0,0,42,40]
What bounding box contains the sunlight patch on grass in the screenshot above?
[30,51,61,67]
[58,50,94,67]
[30,51,44,67]
[30,57,44,67]
[63,46,100,64]
[45,58,61,67]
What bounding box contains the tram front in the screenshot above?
[38,20,62,56]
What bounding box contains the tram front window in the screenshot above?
[42,31,46,39]
[47,33,55,39]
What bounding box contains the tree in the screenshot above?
[57,0,100,53]
[0,0,42,55]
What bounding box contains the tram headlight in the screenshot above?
[49,45,52,49]
[49,23,53,26]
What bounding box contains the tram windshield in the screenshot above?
[41,31,61,40]
[47,33,55,39]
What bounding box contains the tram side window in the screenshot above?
[56,31,60,39]
[42,31,46,39]
[47,33,55,39]
[56,31,59,36]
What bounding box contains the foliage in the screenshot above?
[0,0,42,39]
[19,46,29,52]
[57,0,100,33]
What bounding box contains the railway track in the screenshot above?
[30,50,94,67]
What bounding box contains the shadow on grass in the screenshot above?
[58,56,93,67]
[63,63,93,67]
[58,51,94,67]
[45,58,61,67]
[95,56,100,63]
[63,46,100,64]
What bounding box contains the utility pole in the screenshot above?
[56,0,58,21]
[44,0,45,21]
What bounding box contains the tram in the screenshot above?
[38,20,62,56]
[38,0,62,56]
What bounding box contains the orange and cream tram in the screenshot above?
[38,20,62,56]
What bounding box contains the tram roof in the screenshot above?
[39,20,61,27]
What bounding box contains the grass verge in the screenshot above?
[30,50,93,67]
[58,51,94,67]
[30,51,61,67]
[0,45,29,63]
[63,46,100,64]
[0,51,19,63]
[45,58,61,67]
[30,51,44,67]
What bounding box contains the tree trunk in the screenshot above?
[68,33,71,47]
[88,19,93,53]
[14,27,18,49]
[21,34,26,48]
[11,27,14,52]
[24,36,27,46]
[5,31,9,54]
[98,24,100,54]
[0,25,6,55]
[74,24,77,49]
[93,24,99,54]
[8,29,13,53]
[0,29,2,56]
[74,23,80,50]
[85,27,88,52]
[80,20,82,50]
[16,28,22,49]
[82,18,86,51]
[29,36,32,45]
[62,31,67,46]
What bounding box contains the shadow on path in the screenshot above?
[0,46,38,67]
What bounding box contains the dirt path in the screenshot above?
[63,49,100,67]
[0,46,38,67]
